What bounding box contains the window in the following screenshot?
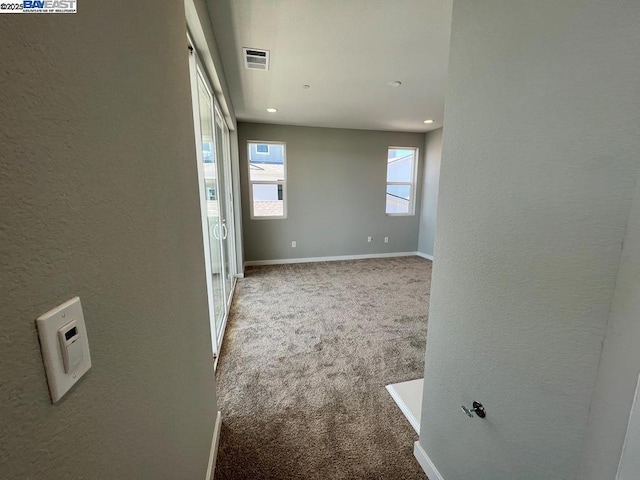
[206,185,216,201]
[203,142,214,163]
[248,141,286,218]
[386,147,418,215]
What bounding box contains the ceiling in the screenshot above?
[208,0,452,133]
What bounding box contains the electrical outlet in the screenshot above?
[384,236,389,243]
[367,236,373,243]
[291,241,297,248]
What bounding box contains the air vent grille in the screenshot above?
[243,48,270,71]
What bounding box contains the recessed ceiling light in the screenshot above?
[423,119,434,124]
[302,84,311,89]
[266,108,278,113]
[388,81,402,87]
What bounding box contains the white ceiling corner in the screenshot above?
[208,0,452,133]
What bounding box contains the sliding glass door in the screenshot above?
[188,39,237,361]
[214,105,236,309]
[197,74,227,341]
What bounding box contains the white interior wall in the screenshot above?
[0,1,223,477]
[418,2,640,479]
[578,174,640,479]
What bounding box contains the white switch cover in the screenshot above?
[36,297,91,403]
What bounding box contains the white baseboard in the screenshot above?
[205,411,222,480]
[244,251,419,267]
[416,252,434,261]
[414,442,444,480]
[234,273,245,279]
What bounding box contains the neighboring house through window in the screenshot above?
[206,185,216,201]
[248,141,286,218]
[386,147,418,215]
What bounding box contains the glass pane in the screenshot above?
[249,143,285,182]
[386,185,411,214]
[197,75,226,338]
[252,183,284,217]
[387,148,415,182]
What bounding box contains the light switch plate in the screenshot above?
[36,297,91,403]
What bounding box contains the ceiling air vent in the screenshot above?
[243,48,270,71]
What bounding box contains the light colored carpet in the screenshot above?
[215,256,432,479]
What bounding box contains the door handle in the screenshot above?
[212,223,220,240]
[221,223,228,240]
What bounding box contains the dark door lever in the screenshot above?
[461,401,486,418]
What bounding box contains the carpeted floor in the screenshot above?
[215,256,432,479]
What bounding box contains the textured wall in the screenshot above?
[417,128,442,257]
[0,2,218,478]
[238,123,425,261]
[419,1,640,479]
[578,173,640,478]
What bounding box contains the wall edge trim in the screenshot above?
[415,252,434,261]
[413,441,445,480]
[205,411,222,480]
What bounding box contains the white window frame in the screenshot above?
[247,140,287,220]
[385,146,418,216]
